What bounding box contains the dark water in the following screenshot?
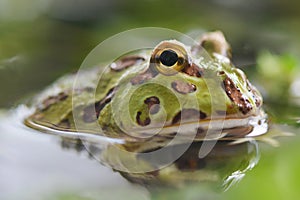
[1,0,300,199]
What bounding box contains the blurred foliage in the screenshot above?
[256,51,299,101]
[250,51,300,125]
[1,0,300,107]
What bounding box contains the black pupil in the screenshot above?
[159,50,178,67]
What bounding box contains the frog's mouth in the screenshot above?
[24,108,267,142]
[129,111,268,140]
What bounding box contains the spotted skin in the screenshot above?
[24,31,267,142]
[223,77,253,115]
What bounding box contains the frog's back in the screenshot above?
[25,53,148,135]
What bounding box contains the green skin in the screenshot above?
[25,31,265,141]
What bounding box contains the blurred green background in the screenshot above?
[0,0,300,200]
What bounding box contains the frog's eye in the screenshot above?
[151,41,190,75]
[159,50,179,67]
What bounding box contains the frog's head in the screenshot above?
[100,32,264,139]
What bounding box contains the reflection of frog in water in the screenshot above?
[119,141,258,190]
[60,137,259,191]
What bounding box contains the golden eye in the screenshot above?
[151,41,189,75]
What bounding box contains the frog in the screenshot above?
[24,31,268,144]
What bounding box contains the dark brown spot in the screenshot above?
[136,111,151,126]
[41,92,69,111]
[171,80,196,94]
[82,87,115,123]
[217,70,225,76]
[172,109,207,124]
[57,118,71,129]
[130,68,158,85]
[110,55,145,71]
[182,63,203,77]
[223,77,252,114]
[144,96,160,114]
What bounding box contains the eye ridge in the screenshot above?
[159,49,178,67]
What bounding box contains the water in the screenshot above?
[0,103,298,200]
[0,107,153,200]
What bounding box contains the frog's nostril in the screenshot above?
[159,50,178,66]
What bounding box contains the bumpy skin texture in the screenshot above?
[25,31,265,140]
